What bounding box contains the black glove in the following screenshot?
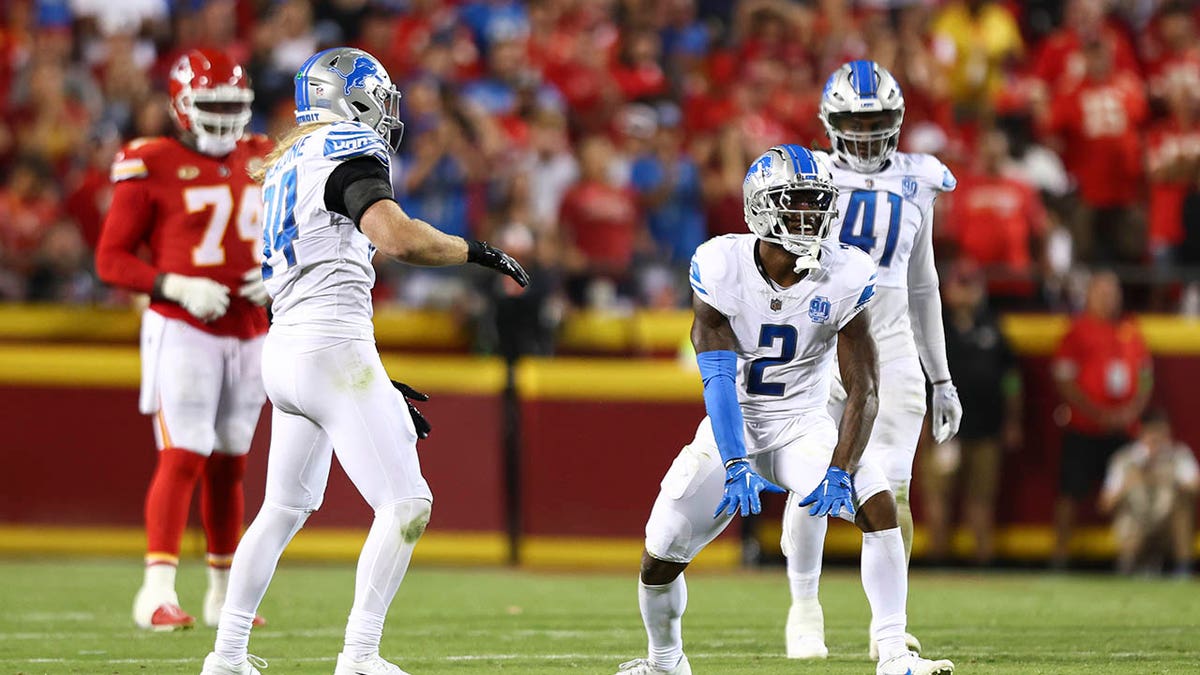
[390,380,431,439]
[467,240,531,287]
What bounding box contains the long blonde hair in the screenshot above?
[250,122,332,182]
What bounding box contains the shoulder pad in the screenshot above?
[905,153,956,193]
[689,235,741,300]
[110,138,167,182]
[322,121,390,167]
[242,133,274,155]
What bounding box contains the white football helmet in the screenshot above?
[743,144,839,272]
[293,47,404,150]
[820,60,905,173]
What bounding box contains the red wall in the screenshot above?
[5,354,1199,538]
[0,387,506,532]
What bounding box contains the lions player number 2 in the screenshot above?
[261,167,299,275]
[746,324,797,396]
[839,190,902,267]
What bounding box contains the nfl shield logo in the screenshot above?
[809,296,831,323]
[902,176,918,200]
[770,297,782,311]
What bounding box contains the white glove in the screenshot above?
[931,381,963,444]
[237,268,270,307]
[160,273,230,322]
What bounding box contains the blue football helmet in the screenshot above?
[743,145,839,272]
[294,47,404,151]
[820,60,905,173]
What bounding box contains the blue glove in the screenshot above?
[714,459,786,518]
[798,467,856,518]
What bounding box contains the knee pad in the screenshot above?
[379,499,432,544]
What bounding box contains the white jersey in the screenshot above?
[261,121,390,340]
[815,151,955,363]
[689,234,877,428]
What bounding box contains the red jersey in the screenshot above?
[559,181,640,275]
[1032,25,1140,87]
[1146,118,1200,248]
[1053,315,1150,435]
[1147,49,1200,101]
[948,171,1046,272]
[95,135,272,339]
[1046,73,1147,207]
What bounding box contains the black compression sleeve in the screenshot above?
[324,156,394,227]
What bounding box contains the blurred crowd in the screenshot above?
[4,0,1200,325]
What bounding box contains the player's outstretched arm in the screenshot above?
[691,295,784,518]
[359,199,530,286]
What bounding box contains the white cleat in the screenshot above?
[877,651,954,675]
[785,598,828,659]
[333,652,411,675]
[614,655,692,674]
[870,632,922,660]
[200,652,266,675]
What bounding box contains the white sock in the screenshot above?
[143,563,177,594]
[639,575,687,669]
[214,503,309,664]
[782,496,827,603]
[344,609,386,661]
[861,527,908,662]
[207,566,229,600]
[343,499,431,660]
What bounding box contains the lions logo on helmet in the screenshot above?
[293,47,405,151]
[820,60,905,173]
[743,145,839,272]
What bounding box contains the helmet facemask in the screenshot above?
[748,180,839,272]
[825,109,903,173]
[184,85,253,157]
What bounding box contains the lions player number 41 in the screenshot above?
[839,190,903,267]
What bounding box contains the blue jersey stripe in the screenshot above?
[851,60,877,98]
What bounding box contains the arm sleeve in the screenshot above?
[907,207,952,382]
[697,350,747,464]
[324,156,395,227]
[95,179,160,293]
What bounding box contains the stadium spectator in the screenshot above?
[521,107,578,232]
[25,218,96,302]
[558,135,643,307]
[629,114,705,265]
[946,129,1048,307]
[1144,2,1200,106]
[1051,270,1153,568]
[0,155,62,282]
[1145,78,1200,264]
[921,260,1021,565]
[930,0,1024,116]
[1031,0,1139,89]
[1099,407,1198,577]
[1039,36,1148,264]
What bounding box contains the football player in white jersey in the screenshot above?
[200,47,529,675]
[615,145,954,675]
[783,60,963,661]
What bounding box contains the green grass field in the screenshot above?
[1,559,1198,675]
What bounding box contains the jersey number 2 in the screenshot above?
[839,190,902,267]
[746,324,797,396]
[186,185,262,266]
